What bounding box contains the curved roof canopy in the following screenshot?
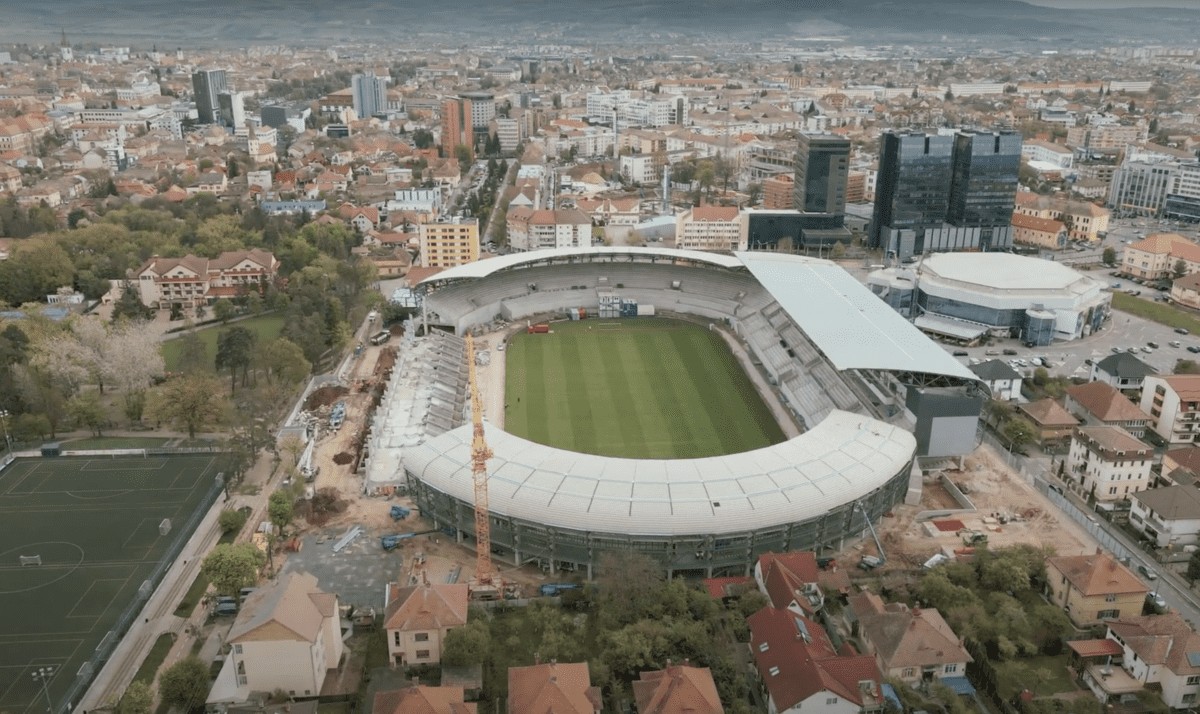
[418,246,745,285]
[404,411,915,537]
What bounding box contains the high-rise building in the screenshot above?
[440,98,474,154]
[351,72,388,120]
[459,91,496,129]
[418,218,480,268]
[947,131,1022,228]
[793,134,850,215]
[192,69,228,125]
[1109,160,1180,217]
[870,130,1022,258]
[217,91,244,129]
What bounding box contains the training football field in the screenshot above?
[0,454,220,714]
[504,318,786,458]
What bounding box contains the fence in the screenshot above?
[56,474,224,714]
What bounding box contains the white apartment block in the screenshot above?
[619,154,661,185]
[1022,140,1074,169]
[1143,375,1200,445]
[1065,426,1153,502]
[506,208,592,251]
[676,207,745,252]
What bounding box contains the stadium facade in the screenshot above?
[867,252,1111,346]
[366,248,984,576]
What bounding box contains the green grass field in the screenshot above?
[0,455,220,712]
[504,318,785,458]
[1111,292,1200,334]
[160,314,285,371]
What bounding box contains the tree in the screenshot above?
[1175,360,1200,375]
[158,656,210,714]
[219,508,248,535]
[412,129,434,149]
[175,331,210,375]
[149,375,225,438]
[1187,549,1200,584]
[215,326,256,393]
[268,489,294,531]
[213,299,237,324]
[596,552,665,628]
[201,542,265,598]
[746,181,762,207]
[260,337,311,384]
[116,680,152,714]
[68,392,107,436]
[1103,246,1116,267]
[1175,259,1188,280]
[0,239,75,306]
[442,618,491,666]
[1002,417,1037,450]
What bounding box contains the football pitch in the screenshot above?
[504,318,786,458]
[0,454,221,714]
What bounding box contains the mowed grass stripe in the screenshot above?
[668,329,742,455]
[557,333,599,453]
[687,328,782,451]
[633,333,704,457]
[594,335,651,454]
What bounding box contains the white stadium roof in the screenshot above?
[403,411,916,537]
[735,252,978,381]
[418,246,744,285]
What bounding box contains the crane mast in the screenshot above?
[465,334,496,587]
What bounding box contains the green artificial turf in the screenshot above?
[504,318,785,459]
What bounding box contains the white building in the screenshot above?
[495,117,521,153]
[506,207,592,251]
[619,154,660,185]
[207,572,343,706]
[1021,140,1075,169]
[351,73,388,119]
[1130,485,1200,549]
[1142,375,1200,445]
[1065,426,1153,503]
[675,206,744,252]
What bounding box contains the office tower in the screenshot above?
[191,69,227,125]
[217,91,244,129]
[869,132,955,251]
[459,91,496,129]
[947,131,1022,227]
[440,98,474,154]
[351,72,388,120]
[794,134,850,215]
[1109,159,1180,217]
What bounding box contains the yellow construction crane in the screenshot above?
[464,334,498,592]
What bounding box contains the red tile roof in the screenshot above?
[689,206,739,222]
[632,664,724,714]
[1067,639,1124,658]
[758,552,821,613]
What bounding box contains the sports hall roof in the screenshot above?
[417,246,744,285]
[403,410,915,537]
[735,252,977,382]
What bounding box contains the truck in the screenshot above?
[960,529,989,546]
[390,505,412,521]
[858,555,883,570]
[369,330,391,346]
[527,322,550,334]
[381,533,416,551]
[539,583,580,597]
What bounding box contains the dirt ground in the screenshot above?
[853,444,1100,569]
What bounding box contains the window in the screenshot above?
[1184,694,1197,705]
[903,668,915,678]
[1188,676,1200,686]
[416,650,431,659]
[415,632,429,642]
[233,644,242,654]
[1098,609,1120,619]
[393,632,400,646]
[769,666,780,677]
[1106,594,1118,602]
[944,664,958,674]
[827,698,839,705]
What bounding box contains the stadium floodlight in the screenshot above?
[0,410,11,453]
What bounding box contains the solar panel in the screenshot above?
[794,616,811,642]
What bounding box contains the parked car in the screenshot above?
[1189,346,1200,354]
[953,350,969,356]
[1003,348,1019,356]
[1137,564,1158,581]
[1176,328,1190,335]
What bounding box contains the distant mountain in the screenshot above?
[6,0,1198,46]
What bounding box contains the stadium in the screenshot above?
[366,248,984,577]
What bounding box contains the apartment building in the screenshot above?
[1014,193,1110,243]
[418,218,480,268]
[676,206,744,252]
[0,114,54,153]
[1122,233,1200,281]
[1130,485,1200,549]
[763,174,795,210]
[1046,551,1149,626]
[1142,375,1200,445]
[1064,426,1153,503]
[1011,212,1067,250]
[134,249,278,309]
[506,207,592,251]
[1066,124,1143,151]
[1022,140,1074,169]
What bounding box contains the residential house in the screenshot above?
[1093,614,1200,709]
[676,206,744,252]
[1130,485,1200,549]
[1170,273,1200,310]
[383,581,469,667]
[372,684,477,714]
[133,249,278,309]
[1065,382,1151,438]
[848,592,972,687]
[1122,233,1200,282]
[632,663,725,714]
[969,360,1023,401]
[1142,375,1200,445]
[574,196,640,226]
[187,171,228,196]
[1013,193,1110,243]
[507,662,602,714]
[1161,446,1200,485]
[1011,212,1067,250]
[749,606,884,714]
[1046,550,1149,626]
[1091,353,1158,395]
[506,207,592,251]
[1064,426,1153,503]
[338,203,381,233]
[207,571,343,705]
[1018,399,1081,445]
[754,551,824,616]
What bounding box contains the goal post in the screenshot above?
[19,555,41,566]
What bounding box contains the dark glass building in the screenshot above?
[947,131,1023,227]
[191,69,227,125]
[794,134,850,215]
[869,132,955,250]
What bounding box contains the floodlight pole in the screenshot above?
[0,409,11,454]
[32,666,55,714]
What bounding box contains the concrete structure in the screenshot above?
[1065,382,1151,438]
[217,91,244,129]
[1021,140,1074,169]
[1064,426,1153,502]
[133,249,278,309]
[192,68,227,125]
[506,207,592,252]
[383,581,468,667]
[676,206,744,252]
[1109,160,1179,217]
[1142,375,1200,445]
[208,572,342,705]
[633,664,725,714]
[619,153,661,185]
[508,662,601,714]
[794,134,850,216]
[763,174,795,210]
[1122,233,1200,282]
[459,91,495,129]
[1130,486,1200,549]
[441,98,473,153]
[418,218,480,268]
[351,73,388,119]
[1046,551,1149,626]
[868,253,1110,345]
[749,606,883,714]
[848,592,971,687]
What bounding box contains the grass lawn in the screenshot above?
[504,318,786,459]
[1111,292,1200,335]
[160,314,286,371]
[994,654,1077,699]
[132,633,176,685]
[62,436,172,450]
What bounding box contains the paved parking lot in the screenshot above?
[280,529,406,610]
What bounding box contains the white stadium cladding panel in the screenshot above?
[387,247,981,577]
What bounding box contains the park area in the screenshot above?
[160,314,285,371]
[503,318,785,459]
[0,454,221,713]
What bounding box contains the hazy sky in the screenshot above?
[1022,0,1196,8]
